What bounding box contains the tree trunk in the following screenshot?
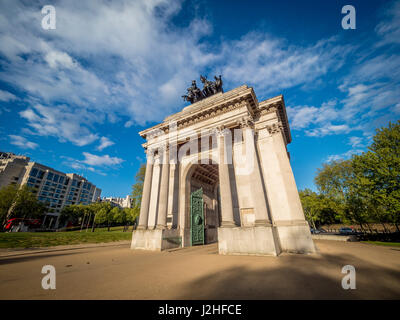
[395,223,400,233]
[91,213,97,232]
[86,212,92,232]
[5,200,17,222]
[80,213,87,232]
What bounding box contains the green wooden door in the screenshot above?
[190,188,204,245]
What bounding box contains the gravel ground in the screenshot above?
[0,240,399,299]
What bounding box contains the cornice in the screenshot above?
[140,85,257,139]
[257,95,292,144]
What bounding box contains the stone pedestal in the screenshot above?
[131,228,181,251]
[217,226,281,256]
[275,221,316,253]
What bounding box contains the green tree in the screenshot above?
[111,206,123,222]
[314,160,351,222]
[352,121,400,231]
[314,159,371,229]
[299,189,320,229]
[0,184,19,226]
[88,202,103,232]
[59,204,86,228]
[131,164,145,225]
[299,189,340,228]
[94,202,114,231]
[124,207,140,231]
[1,185,46,227]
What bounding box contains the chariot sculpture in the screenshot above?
[182,75,223,104]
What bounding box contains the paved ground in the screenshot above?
[0,240,399,299]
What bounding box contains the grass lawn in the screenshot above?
[0,226,133,249]
[362,241,400,247]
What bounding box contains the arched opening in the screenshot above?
[188,164,220,245]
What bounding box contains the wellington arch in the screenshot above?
[131,82,316,256]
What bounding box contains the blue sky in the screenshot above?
[0,0,399,197]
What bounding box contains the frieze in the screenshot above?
[145,99,249,138]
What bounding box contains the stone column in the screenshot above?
[167,162,179,228]
[156,147,169,229]
[137,150,154,229]
[269,123,305,221]
[216,128,236,227]
[242,122,272,226]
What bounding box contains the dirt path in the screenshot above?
[0,240,399,299]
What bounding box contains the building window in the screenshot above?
[30,168,38,177]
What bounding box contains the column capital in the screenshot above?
[266,122,284,135]
[144,148,155,165]
[213,125,231,138]
[236,116,254,129]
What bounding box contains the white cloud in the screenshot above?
[286,105,318,130]
[0,89,17,102]
[19,104,100,146]
[61,155,107,176]
[394,103,400,114]
[44,50,76,69]
[348,136,364,148]
[306,124,350,138]
[0,0,397,150]
[0,0,355,135]
[0,0,210,127]
[220,35,352,95]
[375,1,400,46]
[287,99,345,137]
[337,53,400,138]
[325,148,364,163]
[82,152,124,166]
[97,137,115,151]
[285,2,400,140]
[124,120,134,128]
[8,135,38,149]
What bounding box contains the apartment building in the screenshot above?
[0,151,101,228]
[92,187,102,202]
[101,195,132,209]
[0,152,30,188]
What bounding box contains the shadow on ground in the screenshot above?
[176,251,400,299]
[0,250,86,265]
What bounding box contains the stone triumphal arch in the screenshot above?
[131,83,316,255]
